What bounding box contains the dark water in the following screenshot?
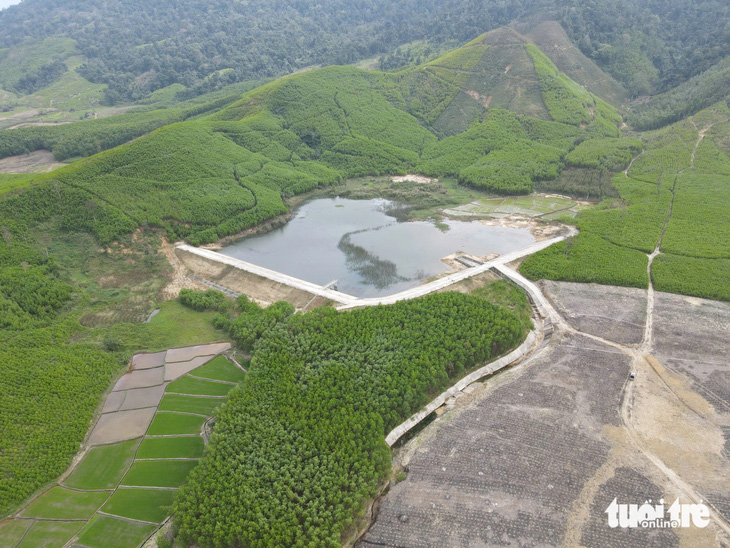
[220,198,536,298]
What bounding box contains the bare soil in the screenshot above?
[359,281,730,547]
[390,174,438,184]
[477,215,566,241]
[0,150,65,173]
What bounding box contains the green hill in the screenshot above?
[0,0,726,103]
[517,19,629,107]
[1,21,730,544]
[1,32,624,247]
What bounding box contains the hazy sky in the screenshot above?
[0,0,22,10]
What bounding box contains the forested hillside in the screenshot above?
[0,0,727,102]
[521,100,730,302]
[174,288,531,547]
[0,32,624,248]
[2,24,730,538]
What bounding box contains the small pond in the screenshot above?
[220,197,536,298]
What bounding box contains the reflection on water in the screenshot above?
[338,227,409,289]
[220,197,536,298]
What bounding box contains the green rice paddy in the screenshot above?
[101,488,177,524]
[63,439,140,490]
[137,436,204,459]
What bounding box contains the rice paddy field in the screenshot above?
[0,353,244,548]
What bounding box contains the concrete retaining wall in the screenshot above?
[384,330,538,446]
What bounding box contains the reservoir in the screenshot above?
[220,197,536,298]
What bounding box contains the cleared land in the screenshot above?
[539,280,647,345]
[359,281,729,547]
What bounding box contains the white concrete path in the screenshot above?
[178,227,577,310]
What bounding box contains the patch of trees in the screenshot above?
[12,59,67,95]
[0,0,727,102]
[0,96,237,162]
[174,289,530,547]
[179,289,229,313]
[628,60,730,131]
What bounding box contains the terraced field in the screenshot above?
[0,345,244,548]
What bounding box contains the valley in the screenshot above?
[0,11,728,548]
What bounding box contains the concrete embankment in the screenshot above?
[177,227,577,311]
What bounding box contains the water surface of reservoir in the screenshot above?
[220,198,536,298]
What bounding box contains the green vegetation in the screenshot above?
[417,108,584,194]
[0,173,37,197]
[147,413,207,436]
[102,488,177,523]
[661,173,730,259]
[158,395,225,416]
[2,0,724,104]
[520,233,649,288]
[535,167,617,201]
[16,520,84,548]
[446,194,587,220]
[175,288,530,547]
[76,515,157,548]
[19,487,109,520]
[0,223,226,517]
[0,519,31,545]
[167,376,235,397]
[575,177,672,253]
[179,288,230,312]
[0,37,76,93]
[652,255,730,302]
[523,103,730,302]
[137,437,205,460]
[190,355,246,383]
[0,319,119,516]
[629,57,730,130]
[212,295,295,352]
[63,439,140,490]
[0,98,235,161]
[122,461,198,488]
[566,137,643,171]
[0,39,629,250]
[96,300,228,353]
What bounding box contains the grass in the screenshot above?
[121,460,198,488]
[63,439,139,490]
[166,375,236,396]
[76,515,157,548]
[147,412,207,436]
[0,37,76,91]
[447,194,580,218]
[97,300,228,352]
[137,437,205,459]
[0,519,32,546]
[16,520,84,548]
[19,487,109,520]
[26,56,106,111]
[101,488,177,524]
[191,355,247,383]
[157,395,226,416]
